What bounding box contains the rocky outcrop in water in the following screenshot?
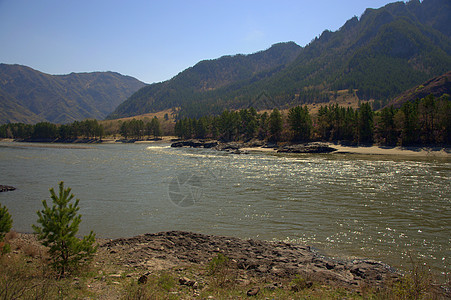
[277,142,337,154]
[171,139,338,155]
[0,185,16,192]
[102,231,398,288]
[171,140,249,154]
[171,140,217,148]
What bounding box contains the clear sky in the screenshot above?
[0,0,397,84]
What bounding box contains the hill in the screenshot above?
[388,70,451,108]
[108,42,302,119]
[108,0,451,120]
[0,64,146,124]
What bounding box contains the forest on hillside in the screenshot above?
[173,95,450,146]
[2,95,449,147]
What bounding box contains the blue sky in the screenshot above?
[0,0,397,84]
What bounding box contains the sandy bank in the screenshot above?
[242,144,450,157]
[332,144,450,157]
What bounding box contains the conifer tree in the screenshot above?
[269,108,283,142]
[288,106,312,142]
[33,182,97,276]
[357,102,374,144]
[0,203,12,242]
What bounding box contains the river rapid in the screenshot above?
[0,141,449,276]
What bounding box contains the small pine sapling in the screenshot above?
[0,203,13,254]
[33,181,97,276]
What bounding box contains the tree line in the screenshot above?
[0,117,162,140]
[174,94,450,146]
[1,95,449,146]
[119,117,162,139]
[0,119,105,140]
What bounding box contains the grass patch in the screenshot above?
[0,254,93,299]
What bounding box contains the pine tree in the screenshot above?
[288,106,312,142]
[357,102,374,144]
[0,204,12,242]
[33,182,97,276]
[269,108,283,142]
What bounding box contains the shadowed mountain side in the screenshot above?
[388,71,451,108]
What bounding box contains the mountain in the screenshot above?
[0,89,43,124]
[108,42,302,119]
[108,0,451,120]
[388,70,451,108]
[0,64,146,124]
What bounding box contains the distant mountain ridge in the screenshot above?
[108,0,451,120]
[0,64,146,124]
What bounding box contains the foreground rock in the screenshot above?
[0,185,16,192]
[102,231,397,288]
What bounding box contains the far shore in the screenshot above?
[1,137,449,157]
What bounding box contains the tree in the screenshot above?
[397,101,419,146]
[194,117,208,139]
[120,121,127,139]
[357,102,374,144]
[0,204,12,242]
[32,122,58,139]
[269,108,283,142]
[257,112,269,140]
[377,105,398,145]
[32,182,97,276]
[147,117,162,138]
[288,106,312,142]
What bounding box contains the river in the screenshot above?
[0,141,449,276]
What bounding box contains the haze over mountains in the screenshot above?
[1,0,450,124]
[0,64,145,124]
[109,0,450,120]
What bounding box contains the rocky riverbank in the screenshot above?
[6,231,449,299]
[102,231,397,288]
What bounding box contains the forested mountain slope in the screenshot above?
[109,0,450,120]
[108,42,302,119]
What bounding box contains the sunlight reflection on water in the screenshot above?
[0,142,450,275]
